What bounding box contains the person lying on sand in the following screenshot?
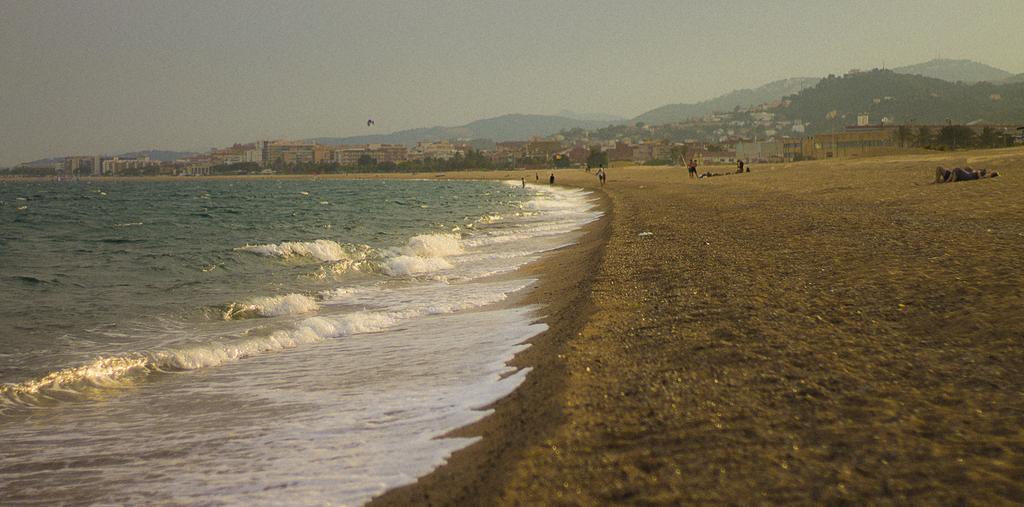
[935,166,999,183]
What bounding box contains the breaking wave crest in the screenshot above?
[221,293,319,320]
[236,240,371,262]
[0,280,529,409]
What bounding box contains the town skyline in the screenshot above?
[3,0,1024,167]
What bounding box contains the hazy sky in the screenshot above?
[1,0,1022,166]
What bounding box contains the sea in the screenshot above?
[0,177,600,505]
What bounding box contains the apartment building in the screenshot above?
[101,156,158,175]
[63,155,102,175]
[260,141,315,166]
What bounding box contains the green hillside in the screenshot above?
[777,70,1024,133]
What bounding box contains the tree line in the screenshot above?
[893,125,1014,150]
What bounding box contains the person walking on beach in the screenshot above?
[549,172,555,185]
[521,177,526,188]
[535,172,539,182]
[688,159,698,178]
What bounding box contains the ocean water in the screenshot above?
[0,178,600,505]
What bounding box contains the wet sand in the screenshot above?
[373,148,1024,505]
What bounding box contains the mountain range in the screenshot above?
[310,114,612,146]
[314,59,1021,147]
[631,77,821,125]
[13,58,1021,166]
[891,58,1013,84]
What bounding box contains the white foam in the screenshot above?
[253,294,319,317]
[401,233,463,257]
[383,255,453,276]
[236,239,359,262]
[2,278,533,407]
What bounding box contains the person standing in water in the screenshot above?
[521,177,526,188]
[549,172,555,185]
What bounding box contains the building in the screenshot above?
[804,129,897,159]
[631,141,672,163]
[210,149,244,165]
[525,139,563,160]
[260,141,315,166]
[411,141,460,161]
[566,144,590,164]
[332,144,409,165]
[244,148,262,164]
[606,141,633,162]
[314,145,333,164]
[63,155,102,176]
[735,141,764,162]
[177,163,211,176]
[694,149,737,165]
[100,156,158,175]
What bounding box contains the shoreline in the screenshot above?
[372,175,610,506]
[377,148,1024,504]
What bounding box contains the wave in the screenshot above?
[1,280,530,409]
[400,233,463,257]
[236,240,372,263]
[383,255,453,276]
[237,235,463,277]
[9,275,57,285]
[1,182,600,412]
[221,293,319,320]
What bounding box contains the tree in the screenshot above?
[895,125,914,148]
[670,145,689,163]
[357,154,376,167]
[937,125,975,149]
[586,149,608,168]
[978,126,1000,148]
[915,126,933,147]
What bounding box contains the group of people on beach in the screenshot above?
[686,159,751,179]
[934,166,999,183]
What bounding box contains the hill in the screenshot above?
[776,69,1024,132]
[311,114,611,146]
[633,77,820,125]
[557,110,627,122]
[1000,73,1024,85]
[892,58,1013,84]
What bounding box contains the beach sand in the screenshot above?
[372,147,1024,505]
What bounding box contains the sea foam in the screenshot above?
[236,239,356,262]
[222,293,320,320]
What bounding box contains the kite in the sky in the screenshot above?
[367,119,375,127]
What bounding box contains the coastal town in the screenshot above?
[16,113,1024,178]
[7,65,1023,178]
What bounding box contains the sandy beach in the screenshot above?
[371,147,1024,505]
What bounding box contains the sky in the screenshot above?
[1,0,1022,166]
